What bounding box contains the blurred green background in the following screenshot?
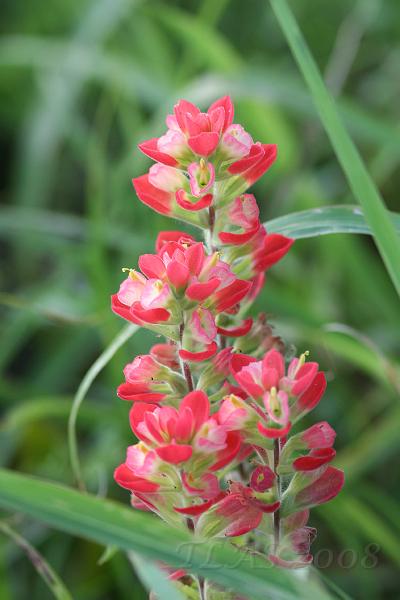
[0,0,399,598]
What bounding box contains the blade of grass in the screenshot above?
[128,553,186,600]
[266,205,400,239]
[0,469,334,600]
[0,521,72,600]
[268,0,400,296]
[68,323,138,491]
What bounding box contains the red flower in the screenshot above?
[196,475,279,538]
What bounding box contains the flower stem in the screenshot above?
[273,439,281,553]
[197,576,206,600]
[179,322,194,391]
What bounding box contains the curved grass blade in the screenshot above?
[0,469,333,600]
[68,323,138,491]
[268,0,400,297]
[0,521,72,600]
[265,205,400,239]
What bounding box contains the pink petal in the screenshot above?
[293,448,336,471]
[186,242,205,275]
[227,143,264,175]
[217,318,253,337]
[156,443,193,464]
[129,402,157,441]
[175,189,213,211]
[292,362,319,395]
[179,342,218,362]
[214,279,252,312]
[138,137,178,166]
[186,278,221,301]
[256,233,294,271]
[218,224,260,245]
[257,420,291,439]
[208,96,234,131]
[295,467,345,509]
[188,132,219,156]
[301,422,336,449]
[117,383,165,403]
[174,406,194,441]
[250,465,275,492]
[139,254,166,279]
[244,143,277,185]
[297,372,327,415]
[130,303,170,324]
[132,175,173,216]
[111,294,143,325]
[210,431,241,471]
[262,349,285,380]
[166,260,190,289]
[155,230,196,252]
[174,99,200,132]
[180,390,210,431]
[114,464,159,492]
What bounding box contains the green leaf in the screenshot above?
[265,205,400,240]
[268,0,400,297]
[128,553,186,600]
[0,469,332,600]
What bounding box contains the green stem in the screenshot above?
[273,439,281,553]
[178,323,194,392]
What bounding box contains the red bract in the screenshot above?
[228,143,277,186]
[117,355,167,403]
[218,194,260,245]
[117,353,186,404]
[231,349,326,424]
[234,226,294,276]
[129,391,239,467]
[289,466,345,513]
[196,478,279,538]
[293,447,336,471]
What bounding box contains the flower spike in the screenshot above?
[111,95,343,586]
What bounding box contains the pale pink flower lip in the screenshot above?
[187,161,215,197]
[117,275,145,306]
[222,124,253,159]
[148,163,187,192]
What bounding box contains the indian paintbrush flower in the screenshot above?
[111,95,344,588]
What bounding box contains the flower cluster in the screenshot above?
[112,97,344,591]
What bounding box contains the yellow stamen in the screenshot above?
[269,387,280,415]
[295,350,310,375]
